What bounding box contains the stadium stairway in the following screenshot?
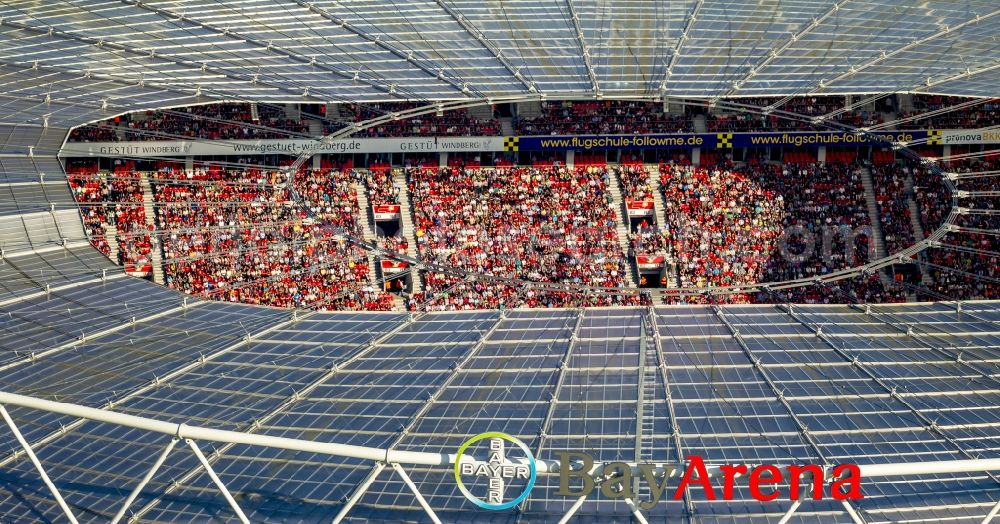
[352,178,380,290]
[307,118,323,137]
[95,171,121,264]
[860,165,892,290]
[105,215,120,265]
[500,117,514,136]
[393,169,423,293]
[904,167,933,285]
[607,169,639,287]
[139,173,166,285]
[693,114,707,133]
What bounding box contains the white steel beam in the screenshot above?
[0,404,79,524]
[127,312,426,522]
[110,437,178,524]
[391,463,442,524]
[185,439,250,524]
[981,498,1000,524]
[623,497,650,524]
[715,0,853,100]
[431,0,534,91]
[565,0,600,95]
[332,462,386,524]
[2,390,1000,477]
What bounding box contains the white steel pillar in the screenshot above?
[981,498,1000,524]
[391,463,442,524]
[0,404,79,524]
[185,439,250,524]
[332,462,386,524]
[111,437,178,524]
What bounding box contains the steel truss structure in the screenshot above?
[0,1,998,522]
[0,258,999,521]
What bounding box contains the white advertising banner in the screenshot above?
[60,136,507,157]
[939,128,1000,145]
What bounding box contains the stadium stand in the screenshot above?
[659,162,783,302]
[149,166,393,309]
[406,165,642,309]
[515,100,691,135]
[869,162,916,255]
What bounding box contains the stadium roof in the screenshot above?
[0,2,999,522]
[1,249,999,522]
[0,1,999,127]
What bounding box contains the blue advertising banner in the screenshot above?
[514,130,930,152]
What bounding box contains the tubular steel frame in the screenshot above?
[2,390,1000,522]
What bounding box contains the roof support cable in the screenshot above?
[0,20,314,104]
[645,306,694,522]
[769,294,1000,493]
[713,0,853,101]
[935,242,1000,260]
[785,280,1000,383]
[0,308,301,472]
[564,0,600,96]
[0,300,197,375]
[127,310,426,522]
[515,309,585,517]
[823,285,1000,384]
[0,403,79,524]
[710,303,870,523]
[659,0,703,95]
[824,8,1000,90]
[285,0,479,98]
[432,0,534,91]
[116,0,415,100]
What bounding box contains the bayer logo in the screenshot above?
[454,432,537,510]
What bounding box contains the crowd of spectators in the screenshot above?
[363,169,410,256]
[898,95,1000,129]
[659,163,784,301]
[755,162,874,282]
[67,125,118,142]
[67,164,111,257]
[108,174,154,272]
[919,158,998,299]
[122,104,310,141]
[67,103,313,142]
[870,163,915,254]
[332,103,501,137]
[406,165,643,310]
[67,147,990,308]
[68,165,155,272]
[614,165,669,257]
[707,96,884,132]
[150,166,392,310]
[516,101,691,135]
